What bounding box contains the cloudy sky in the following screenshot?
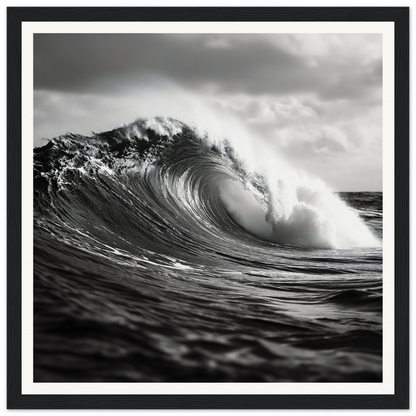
[34,33,382,191]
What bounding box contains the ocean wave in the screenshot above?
[35,116,380,251]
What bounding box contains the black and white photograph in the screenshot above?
[32,29,386,384]
[3,2,411,412]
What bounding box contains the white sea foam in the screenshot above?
[218,172,380,249]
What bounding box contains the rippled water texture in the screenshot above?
[34,118,382,382]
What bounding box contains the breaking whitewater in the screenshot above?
[34,117,382,382]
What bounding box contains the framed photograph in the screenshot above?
[7,7,409,409]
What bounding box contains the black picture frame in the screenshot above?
[7,7,409,409]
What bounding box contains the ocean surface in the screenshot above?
[34,117,382,382]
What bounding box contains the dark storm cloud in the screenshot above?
[34,34,300,93]
[34,34,380,101]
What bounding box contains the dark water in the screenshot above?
[34,118,382,382]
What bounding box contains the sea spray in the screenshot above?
[185,115,381,249]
